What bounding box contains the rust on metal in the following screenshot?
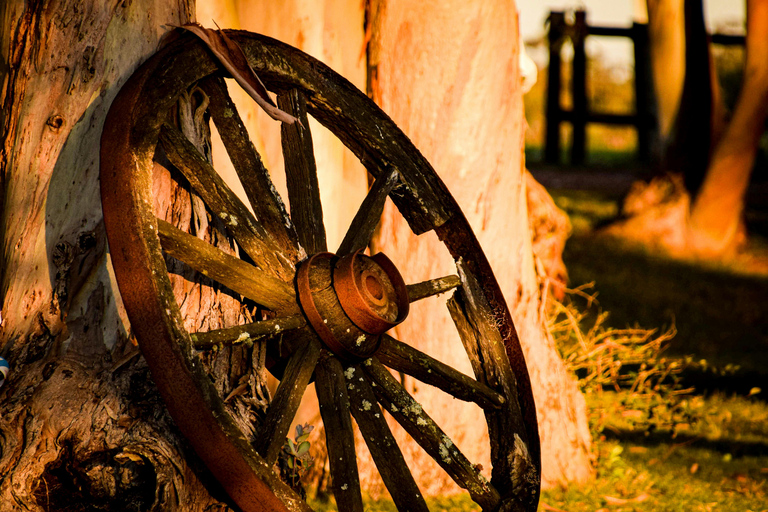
[334,249,409,334]
[295,249,409,362]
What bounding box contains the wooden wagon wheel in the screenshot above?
[100,30,540,512]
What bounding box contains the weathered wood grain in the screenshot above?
[314,355,364,512]
[156,219,297,313]
[278,89,327,255]
[199,76,303,263]
[190,315,306,350]
[346,372,429,512]
[447,261,538,509]
[406,274,461,302]
[159,122,295,281]
[376,334,505,410]
[364,358,501,510]
[336,166,399,256]
[254,335,321,465]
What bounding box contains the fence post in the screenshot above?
[632,21,658,166]
[571,10,588,166]
[545,11,565,164]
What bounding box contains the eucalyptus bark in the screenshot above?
[0,1,249,509]
[367,0,594,491]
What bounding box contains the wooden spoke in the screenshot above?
[347,372,429,512]
[277,89,327,254]
[377,335,505,410]
[407,274,461,303]
[314,356,364,512]
[191,315,305,350]
[157,219,297,313]
[159,122,295,281]
[364,358,501,511]
[336,166,399,256]
[199,76,303,263]
[254,334,322,465]
[447,261,538,504]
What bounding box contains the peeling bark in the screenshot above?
[0,1,250,509]
[368,0,594,491]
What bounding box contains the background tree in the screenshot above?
[609,0,768,258]
[0,0,592,508]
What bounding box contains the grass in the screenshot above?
[542,392,768,512]
[542,186,768,511]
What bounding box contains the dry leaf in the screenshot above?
[224,382,249,402]
[540,502,570,512]
[603,493,650,505]
[176,23,298,125]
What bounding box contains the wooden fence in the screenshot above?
[544,10,745,167]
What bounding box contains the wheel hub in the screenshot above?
[296,249,409,361]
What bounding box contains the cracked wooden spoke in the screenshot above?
[159,122,295,281]
[254,334,322,465]
[278,89,327,254]
[336,166,399,256]
[364,358,501,511]
[157,219,297,313]
[407,274,461,302]
[377,335,505,410]
[315,356,364,512]
[346,372,429,512]
[191,315,306,350]
[199,76,302,263]
[447,261,538,504]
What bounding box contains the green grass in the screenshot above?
[309,492,481,512]
[542,438,768,512]
[542,392,768,512]
[306,392,768,511]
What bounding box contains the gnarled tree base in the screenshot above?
[0,347,233,511]
[602,174,746,259]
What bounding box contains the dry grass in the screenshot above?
[547,284,695,436]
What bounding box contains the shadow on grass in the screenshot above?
[601,428,768,458]
[564,234,768,380]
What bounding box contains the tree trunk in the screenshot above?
[2,0,592,507]
[367,0,593,491]
[688,0,768,256]
[608,0,766,258]
[0,1,243,509]
[645,0,686,145]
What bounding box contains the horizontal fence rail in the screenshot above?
[544,10,745,167]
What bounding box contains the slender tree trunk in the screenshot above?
[688,0,768,256]
[610,0,766,258]
[645,0,686,144]
[367,0,593,491]
[0,1,244,509]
